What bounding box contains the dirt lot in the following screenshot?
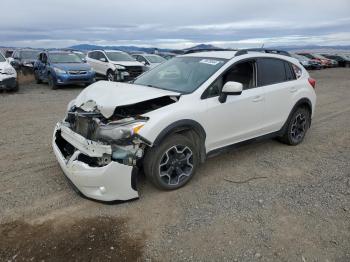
[0,69,349,261]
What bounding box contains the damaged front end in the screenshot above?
[52,95,178,202]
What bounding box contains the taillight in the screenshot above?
[308,78,316,89]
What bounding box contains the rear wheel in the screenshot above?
[279,107,311,145]
[144,134,199,190]
[48,74,58,90]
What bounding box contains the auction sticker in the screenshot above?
[199,59,222,65]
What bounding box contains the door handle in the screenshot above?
[290,87,297,93]
[252,95,263,102]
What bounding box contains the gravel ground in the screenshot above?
[0,68,349,261]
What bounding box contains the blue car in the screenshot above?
[34,51,95,89]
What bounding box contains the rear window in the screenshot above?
[257,58,286,86]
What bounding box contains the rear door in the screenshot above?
[257,58,297,133]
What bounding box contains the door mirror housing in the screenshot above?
[219,81,243,103]
[99,57,107,62]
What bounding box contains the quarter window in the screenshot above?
[257,58,286,86]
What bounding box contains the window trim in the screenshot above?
[201,58,257,100]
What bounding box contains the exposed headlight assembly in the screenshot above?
[54,67,66,74]
[96,121,146,141]
[4,67,16,75]
[114,64,126,70]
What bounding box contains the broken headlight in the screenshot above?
[96,121,145,142]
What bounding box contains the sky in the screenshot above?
[1,0,350,49]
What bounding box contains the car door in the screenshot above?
[96,51,110,75]
[256,58,297,133]
[204,59,265,151]
[87,51,98,73]
[37,53,48,80]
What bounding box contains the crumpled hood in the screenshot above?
[52,63,92,71]
[74,81,180,118]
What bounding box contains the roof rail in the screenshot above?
[234,50,248,57]
[243,48,291,57]
[184,48,232,54]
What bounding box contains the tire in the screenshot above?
[48,74,58,90]
[278,107,311,145]
[107,70,115,81]
[144,134,199,190]
[34,70,42,84]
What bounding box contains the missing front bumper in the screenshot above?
[52,123,139,202]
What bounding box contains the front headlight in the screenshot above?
[4,67,16,75]
[114,64,125,70]
[96,121,145,141]
[54,67,66,74]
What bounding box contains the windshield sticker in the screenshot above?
[199,59,222,66]
[199,59,222,65]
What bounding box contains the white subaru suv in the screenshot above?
[86,50,145,82]
[53,50,316,202]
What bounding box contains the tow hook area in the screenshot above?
[53,123,140,202]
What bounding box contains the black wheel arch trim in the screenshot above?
[153,119,207,163]
[279,97,312,136]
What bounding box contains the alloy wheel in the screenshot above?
[159,145,194,186]
[290,113,307,142]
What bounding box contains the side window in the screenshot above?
[88,52,95,59]
[42,53,48,63]
[201,60,255,99]
[223,60,255,90]
[257,58,286,86]
[291,63,302,79]
[284,61,296,81]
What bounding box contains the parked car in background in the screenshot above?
[86,50,145,82]
[291,53,321,70]
[4,49,14,58]
[0,51,18,91]
[297,53,332,68]
[158,52,177,60]
[73,51,87,62]
[34,51,95,89]
[10,49,41,71]
[132,53,166,69]
[313,54,338,67]
[53,50,316,201]
[321,54,350,68]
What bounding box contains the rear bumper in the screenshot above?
[52,122,139,202]
[0,77,17,90]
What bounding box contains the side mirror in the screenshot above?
[219,81,243,103]
[82,58,87,63]
[99,58,107,62]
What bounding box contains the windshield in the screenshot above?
[134,56,227,94]
[49,53,82,63]
[74,52,86,59]
[21,50,39,60]
[0,53,5,62]
[145,55,166,63]
[105,51,135,61]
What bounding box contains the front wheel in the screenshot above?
[107,70,115,81]
[48,74,58,90]
[279,107,311,145]
[34,70,42,84]
[144,134,199,190]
